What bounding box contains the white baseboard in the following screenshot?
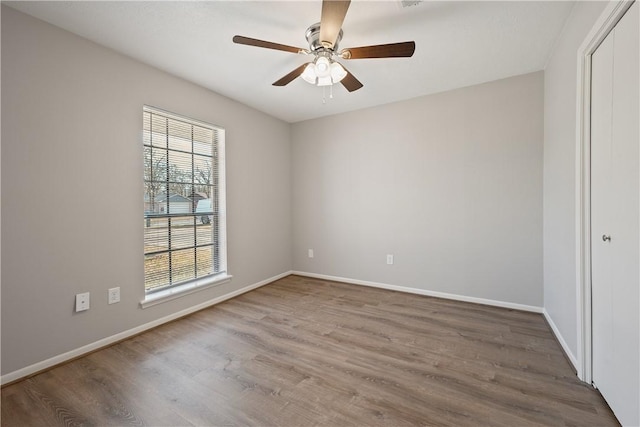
[1,270,293,386]
[542,308,578,371]
[292,271,543,313]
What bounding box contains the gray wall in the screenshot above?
[543,1,607,361]
[1,7,292,375]
[292,72,544,307]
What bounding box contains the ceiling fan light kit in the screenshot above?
[301,54,348,86]
[232,0,415,94]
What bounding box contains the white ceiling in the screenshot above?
[6,1,575,123]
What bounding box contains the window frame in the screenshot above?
[141,106,230,308]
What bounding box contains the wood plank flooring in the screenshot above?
[2,275,619,426]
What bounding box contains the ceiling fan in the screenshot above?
[232,0,416,92]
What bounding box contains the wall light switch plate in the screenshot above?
[308,249,314,258]
[108,287,120,305]
[387,254,394,265]
[75,292,90,312]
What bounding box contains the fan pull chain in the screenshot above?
[321,85,336,104]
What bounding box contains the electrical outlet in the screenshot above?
[108,287,120,305]
[387,254,394,265]
[308,249,314,258]
[75,292,90,312]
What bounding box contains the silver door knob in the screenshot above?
[602,235,611,242]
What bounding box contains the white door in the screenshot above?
[591,2,639,426]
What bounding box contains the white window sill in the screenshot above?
[140,274,233,309]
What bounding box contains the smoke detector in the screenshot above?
[399,0,423,8]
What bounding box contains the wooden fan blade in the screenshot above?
[341,41,416,59]
[340,68,363,92]
[320,0,350,49]
[273,63,311,86]
[233,35,305,54]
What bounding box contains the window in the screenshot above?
[143,106,227,299]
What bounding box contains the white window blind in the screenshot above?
[143,106,226,294]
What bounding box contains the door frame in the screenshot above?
[575,0,636,384]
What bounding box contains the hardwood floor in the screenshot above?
[2,275,618,426]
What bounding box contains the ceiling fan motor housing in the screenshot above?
[306,22,343,52]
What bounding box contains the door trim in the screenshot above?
[575,0,636,384]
